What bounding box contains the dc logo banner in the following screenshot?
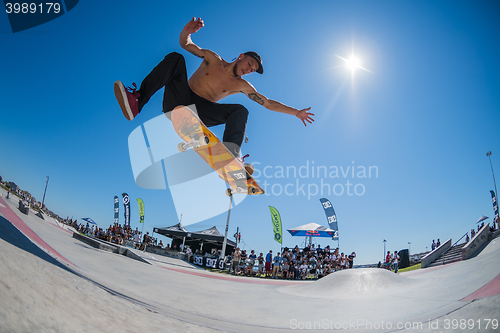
[319,198,339,240]
[206,258,217,268]
[4,0,79,33]
[193,256,204,266]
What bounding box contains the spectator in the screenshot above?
[185,246,193,262]
[133,231,141,249]
[272,252,281,279]
[232,248,241,275]
[244,250,256,276]
[244,256,254,276]
[393,250,400,273]
[384,251,392,270]
[249,250,256,264]
[240,249,248,263]
[281,260,290,279]
[348,251,356,269]
[431,240,436,251]
[331,249,339,271]
[257,253,264,276]
[299,261,308,280]
[323,261,332,276]
[289,261,297,280]
[340,253,347,270]
[141,232,150,251]
[436,239,441,248]
[265,250,273,277]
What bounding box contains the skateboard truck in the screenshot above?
[177,134,209,152]
[225,185,257,197]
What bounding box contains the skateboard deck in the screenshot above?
[171,105,265,196]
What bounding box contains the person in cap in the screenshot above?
[114,17,314,165]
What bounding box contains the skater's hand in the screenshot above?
[296,107,314,126]
[184,17,204,34]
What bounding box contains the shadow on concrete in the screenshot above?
[0,215,159,311]
[0,215,72,273]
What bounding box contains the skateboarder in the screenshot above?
[115,17,314,160]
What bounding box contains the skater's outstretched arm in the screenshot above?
[241,84,315,126]
[180,17,221,63]
[180,17,207,59]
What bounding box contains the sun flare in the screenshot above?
[345,56,361,72]
[335,54,373,74]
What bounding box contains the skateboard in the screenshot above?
[171,105,264,196]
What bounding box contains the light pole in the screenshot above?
[36,176,49,220]
[408,242,411,255]
[41,176,49,210]
[487,151,498,229]
[487,152,498,200]
[383,239,387,261]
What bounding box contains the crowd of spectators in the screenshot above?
[230,244,356,280]
[63,219,205,254]
[61,219,158,248]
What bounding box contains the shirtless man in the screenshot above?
[114,17,314,162]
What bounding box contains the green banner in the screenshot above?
[137,198,144,223]
[269,206,282,244]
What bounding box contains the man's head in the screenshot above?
[234,51,264,76]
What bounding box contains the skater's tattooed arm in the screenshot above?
[242,85,315,126]
[248,93,264,105]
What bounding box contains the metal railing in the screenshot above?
[452,232,468,248]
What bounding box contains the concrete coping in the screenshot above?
[462,223,490,260]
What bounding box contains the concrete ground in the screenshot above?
[0,189,499,332]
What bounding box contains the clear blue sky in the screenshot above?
[1,0,499,265]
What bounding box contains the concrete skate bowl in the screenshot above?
[278,268,422,299]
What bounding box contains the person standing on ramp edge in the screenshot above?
[114,17,314,169]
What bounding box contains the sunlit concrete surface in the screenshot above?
[1,189,499,332]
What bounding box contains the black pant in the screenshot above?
[137,52,248,157]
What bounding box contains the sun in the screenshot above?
[335,54,373,74]
[344,56,361,72]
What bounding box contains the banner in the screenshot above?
[269,206,282,244]
[114,196,119,224]
[122,193,130,227]
[137,198,145,224]
[319,198,339,240]
[491,190,499,222]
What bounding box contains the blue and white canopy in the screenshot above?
[287,223,337,238]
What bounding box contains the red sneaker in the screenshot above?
[114,81,140,121]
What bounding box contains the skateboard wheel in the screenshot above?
[198,135,209,146]
[248,186,256,195]
[177,142,187,152]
